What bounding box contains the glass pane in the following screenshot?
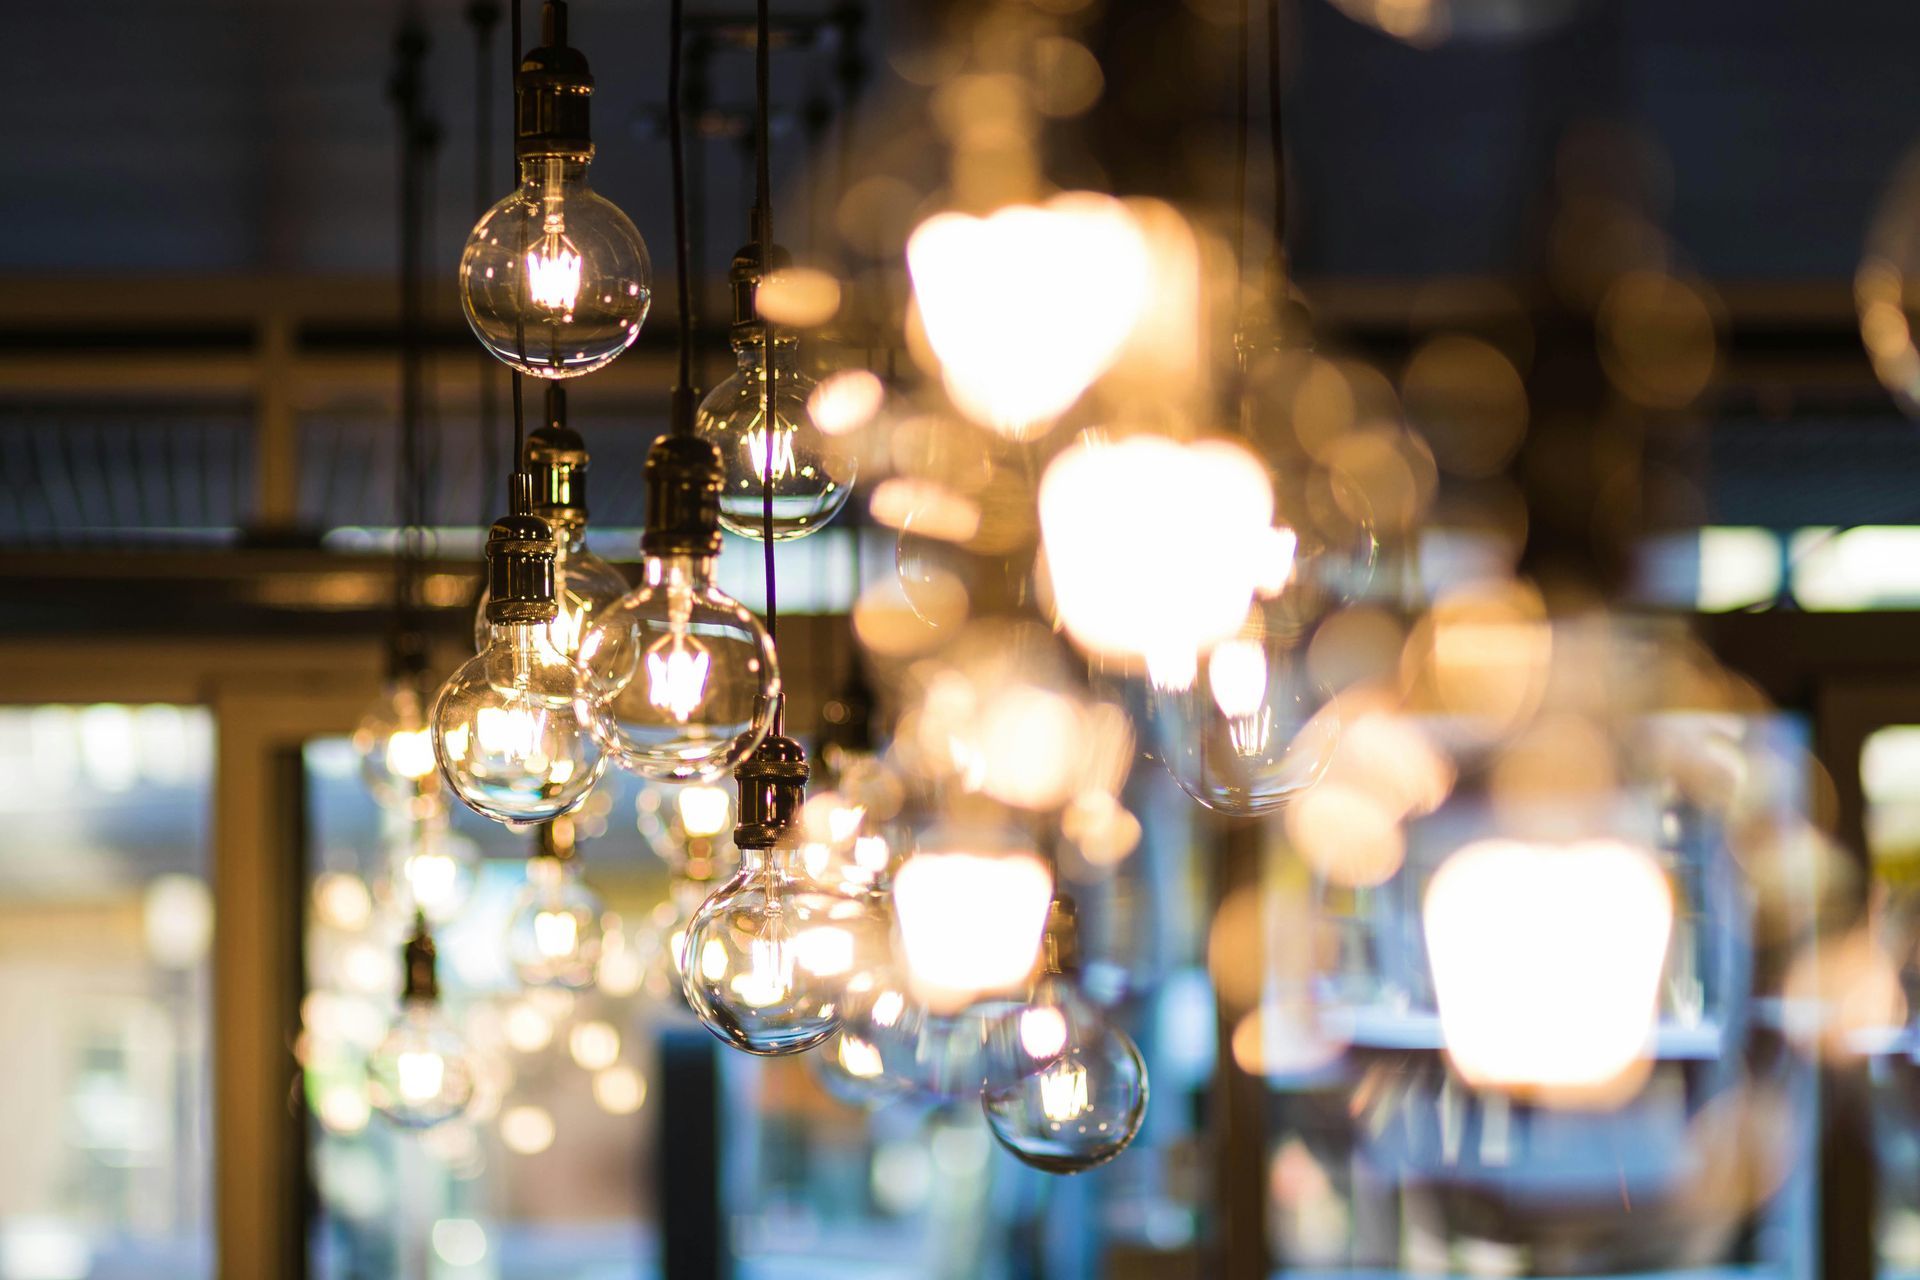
[302,738,666,1279]
[0,704,215,1279]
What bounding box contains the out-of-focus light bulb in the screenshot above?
[506,836,605,989]
[458,3,651,379]
[695,337,856,541]
[1040,433,1275,670]
[907,193,1152,437]
[368,924,476,1130]
[893,850,1052,1012]
[580,552,778,782]
[1424,837,1673,1102]
[354,679,440,809]
[391,815,479,924]
[677,784,732,838]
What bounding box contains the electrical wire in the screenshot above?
[755,0,778,653]
[668,0,695,431]
[1267,0,1287,262]
[1232,0,1250,323]
[470,0,502,525]
[510,0,527,476]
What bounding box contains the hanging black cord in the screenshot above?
[1266,0,1287,267]
[668,0,696,432]
[509,0,528,479]
[1231,0,1250,325]
[470,0,502,525]
[755,0,778,655]
[392,15,429,661]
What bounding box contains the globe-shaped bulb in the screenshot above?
[840,964,1032,1099]
[680,845,853,1055]
[506,855,605,989]
[431,625,605,824]
[392,815,479,924]
[474,533,632,672]
[1149,626,1338,815]
[981,982,1148,1173]
[578,553,778,782]
[460,157,651,378]
[695,341,856,541]
[811,1029,911,1107]
[353,680,440,811]
[368,998,478,1129]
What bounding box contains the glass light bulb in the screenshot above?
[368,998,478,1129]
[353,681,440,810]
[431,624,605,824]
[392,815,479,924]
[838,961,1033,1099]
[680,845,854,1055]
[980,980,1148,1173]
[460,156,651,378]
[810,1029,911,1107]
[506,855,606,989]
[1149,626,1338,816]
[474,529,632,671]
[694,341,856,541]
[578,554,778,782]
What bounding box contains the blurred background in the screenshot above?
[7,0,1920,1278]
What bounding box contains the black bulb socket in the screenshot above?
[516,0,594,160]
[1041,894,1081,976]
[728,240,796,346]
[402,915,440,1001]
[485,472,559,625]
[640,430,724,558]
[526,384,590,525]
[733,735,809,851]
[536,815,578,863]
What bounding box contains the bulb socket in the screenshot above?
[1041,895,1081,976]
[536,815,578,863]
[485,473,559,624]
[526,384,590,525]
[515,0,594,159]
[733,734,809,850]
[640,431,725,557]
[727,240,796,346]
[402,915,440,1001]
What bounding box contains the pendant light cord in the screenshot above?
[755,0,778,656]
[392,13,428,663]
[1231,0,1250,326]
[470,0,502,525]
[509,0,527,472]
[668,0,696,434]
[1266,0,1287,268]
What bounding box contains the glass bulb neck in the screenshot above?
[516,155,590,188]
[730,325,800,359]
[642,554,716,589]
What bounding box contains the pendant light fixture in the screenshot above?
[506,815,606,988]
[368,913,479,1129]
[460,0,652,377]
[578,0,778,783]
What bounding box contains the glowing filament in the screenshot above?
[475,705,540,758]
[645,634,712,722]
[731,934,796,1009]
[396,1050,447,1103]
[838,1034,885,1079]
[533,909,580,959]
[385,728,436,781]
[1209,638,1273,758]
[744,423,799,482]
[526,236,583,312]
[1038,1058,1091,1123]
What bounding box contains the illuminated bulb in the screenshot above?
[460,141,649,375]
[680,841,852,1055]
[892,851,1052,1012]
[367,927,476,1131]
[907,193,1152,437]
[1424,838,1674,1101]
[354,679,439,809]
[695,336,856,541]
[836,963,1035,1099]
[1208,637,1274,757]
[579,552,778,782]
[1041,433,1275,669]
[394,818,479,924]
[677,785,732,838]
[474,536,630,671]
[506,851,605,989]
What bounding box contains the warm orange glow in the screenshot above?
[893,852,1052,1011]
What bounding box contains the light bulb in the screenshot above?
[354,678,440,810]
[475,534,630,669]
[980,973,1148,1173]
[837,961,1033,1099]
[579,552,778,782]
[464,164,648,375]
[393,814,479,924]
[506,844,605,989]
[680,841,858,1055]
[695,338,856,540]
[892,845,1053,1013]
[432,620,605,824]
[368,922,476,1130]
[811,1030,909,1107]
[1149,620,1339,816]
